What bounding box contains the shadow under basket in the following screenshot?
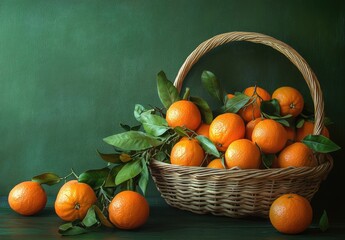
[149,31,334,218]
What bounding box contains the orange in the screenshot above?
[238,86,271,122]
[206,158,225,169]
[54,180,97,221]
[272,86,304,117]
[166,100,201,131]
[269,193,313,234]
[226,93,235,99]
[209,113,245,151]
[295,121,330,142]
[238,105,260,123]
[245,118,262,140]
[8,181,47,216]
[252,119,287,154]
[170,137,205,166]
[196,123,210,138]
[244,86,271,101]
[225,139,261,169]
[108,190,149,230]
[276,142,316,168]
[285,126,296,146]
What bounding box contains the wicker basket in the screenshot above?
[149,31,333,218]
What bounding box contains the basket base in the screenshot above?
[149,155,333,218]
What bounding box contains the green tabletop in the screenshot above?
[1,197,344,240]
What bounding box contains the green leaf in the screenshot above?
[134,105,169,137]
[139,158,149,195]
[302,134,341,153]
[58,222,89,236]
[195,135,220,157]
[261,99,281,116]
[319,210,329,232]
[262,153,275,168]
[261,99,293,127]
[260,113,292,127]
[105,165,124,188]
[157,71,180,109]
[82,206,100,228]
[222,93,250,113]
[120,123,141,131]
[142,120,169,137]
[104,131,163,151]
[58,209,101,236]
[220,156,226,169]
[59,222,74,232]
[173,126,189,137]
[296,118,305,128]
[120,123,131,131]
[97,150,122,164]
[154,151,167,161]
[78,168,110,190]
[32,172,61,186]
[115,159,142,185]
[190,96,213,124]
[201,70,224,104]
[134,104,148,120]
[94,205,114,228]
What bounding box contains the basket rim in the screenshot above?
[172,31,325,136]
[149,154,333,180]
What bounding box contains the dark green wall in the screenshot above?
[1,0,344,217]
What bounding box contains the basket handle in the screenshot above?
[173,31,324,135]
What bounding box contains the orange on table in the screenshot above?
[245,118,262,140]
[54,180,97,222]
[252,119,287,154]
[295,121,330,142]
[108,190,149,230]
[238,86,271,122]
[276,142,316,168]
[170,137,205,166]
[206,158,225,169]
[209,113,245,151]
[272,86,304,117]
[225,139,261,169]
[166,100,201,131]
[269,193,313,234]
[196,123,210,138]
[8,181,47,216]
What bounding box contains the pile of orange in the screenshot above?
[8,179,149,231]
[166,85,330,170]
